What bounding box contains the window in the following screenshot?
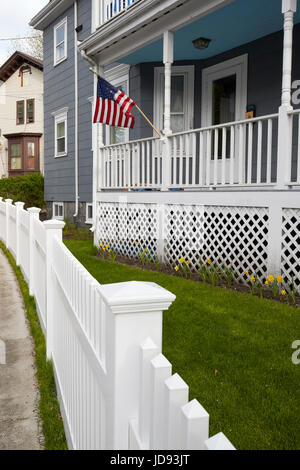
[19,65,31,87]
[26,142,35,170]
[10,142,22,170]
[154,66,194,134]
[54,18,67,66]
[104,64,130,145]
[86,203,93,224]
[52,108,68,157]
[16,101,24,125]
[53,202,64,220]
[26,99,35,123]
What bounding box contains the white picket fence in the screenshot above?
[0,196,235,451]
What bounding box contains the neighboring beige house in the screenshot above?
[0,51,43,178]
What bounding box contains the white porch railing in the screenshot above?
[0,196,235,450]
[99,114,279,191]
[99,0,136,25]
[288,108,300,185]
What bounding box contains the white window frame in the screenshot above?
[52,107,68,158]
[85,203,93,224]
[54,17,68,66]
[154,65,195,135]
[104,64,130,145]
[53,202,64,220]
[201,54,248,127]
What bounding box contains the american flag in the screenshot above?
[93,75,135,129]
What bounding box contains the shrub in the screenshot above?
[0,173,45,209]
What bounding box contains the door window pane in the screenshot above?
[171,76,184,113]
[10,143,22,170]
[212,75,236,125]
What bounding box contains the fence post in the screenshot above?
[99,280,175,450]
[15,202,25,266]
[5,199,12,249]
[28,207,41,296]
[44,219,65,359]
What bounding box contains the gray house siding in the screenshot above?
[43,0,93,208]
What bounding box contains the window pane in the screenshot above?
[27,100,34,123]
[11,157,22,170]
[110,81,127,144]
[17,101,24,124]
[57,137,65,153]
[56,24,65,44]
[171,76,184,113]
[56,43,65,61]
[27,142,35,157]
[212,75,236,125]
[59,206,63,217]
[171,115,184,133]
[88,205,93,220]
[57,121,65,138]
[10,143,21,157]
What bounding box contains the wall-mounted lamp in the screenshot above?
[192,37,211,50]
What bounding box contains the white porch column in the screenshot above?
[277,0,297,188]
[163,31,174,137]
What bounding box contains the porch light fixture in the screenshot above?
[192,37,211,50]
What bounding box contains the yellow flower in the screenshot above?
[105,244,109,249]
[250,276,256,282]
[108,249,111,254]
[267,275,274,283]
[281,290,287,296]
[207,259,212,265]
[134,241,138,245]
[277,276,283,283]
[175,266,179,272]
[179,257,185,264]
[99,243,103,247]
[145,248,149,253]
[186,260,190,265]
[265,281,269,286]
[244,270,249,276]
[102,247,106,252]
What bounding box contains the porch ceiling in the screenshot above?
[120,0,300,64]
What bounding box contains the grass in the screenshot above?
[65,239,300,451]
[0,242,68,450]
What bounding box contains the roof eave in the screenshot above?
[30,0,74,30]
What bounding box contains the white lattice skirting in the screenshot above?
[95,201,300,291]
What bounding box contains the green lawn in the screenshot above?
[65,239,300,450]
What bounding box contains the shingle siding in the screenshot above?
[43,0,93,204]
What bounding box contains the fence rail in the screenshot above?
[99,114,279,190]
[0,196,235,450]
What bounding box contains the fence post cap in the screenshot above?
[44,219,65,230]
[181,399,209,419]
[99,281,176,314]
[27,207,41,214]
[5,199,13,204]
[15,201,25,207]
[0,197,2,201]
[204,432,235,451]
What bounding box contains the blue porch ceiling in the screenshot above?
[120,0,300,64]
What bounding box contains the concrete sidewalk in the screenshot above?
[0,249,43,450]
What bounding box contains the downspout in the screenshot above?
[79,50,98,233]
[73,0,79,217]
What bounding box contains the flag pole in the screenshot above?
[89,68,161,138]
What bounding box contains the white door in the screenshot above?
[201,55,248,184]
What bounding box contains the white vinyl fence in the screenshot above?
[0,197,235,450]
